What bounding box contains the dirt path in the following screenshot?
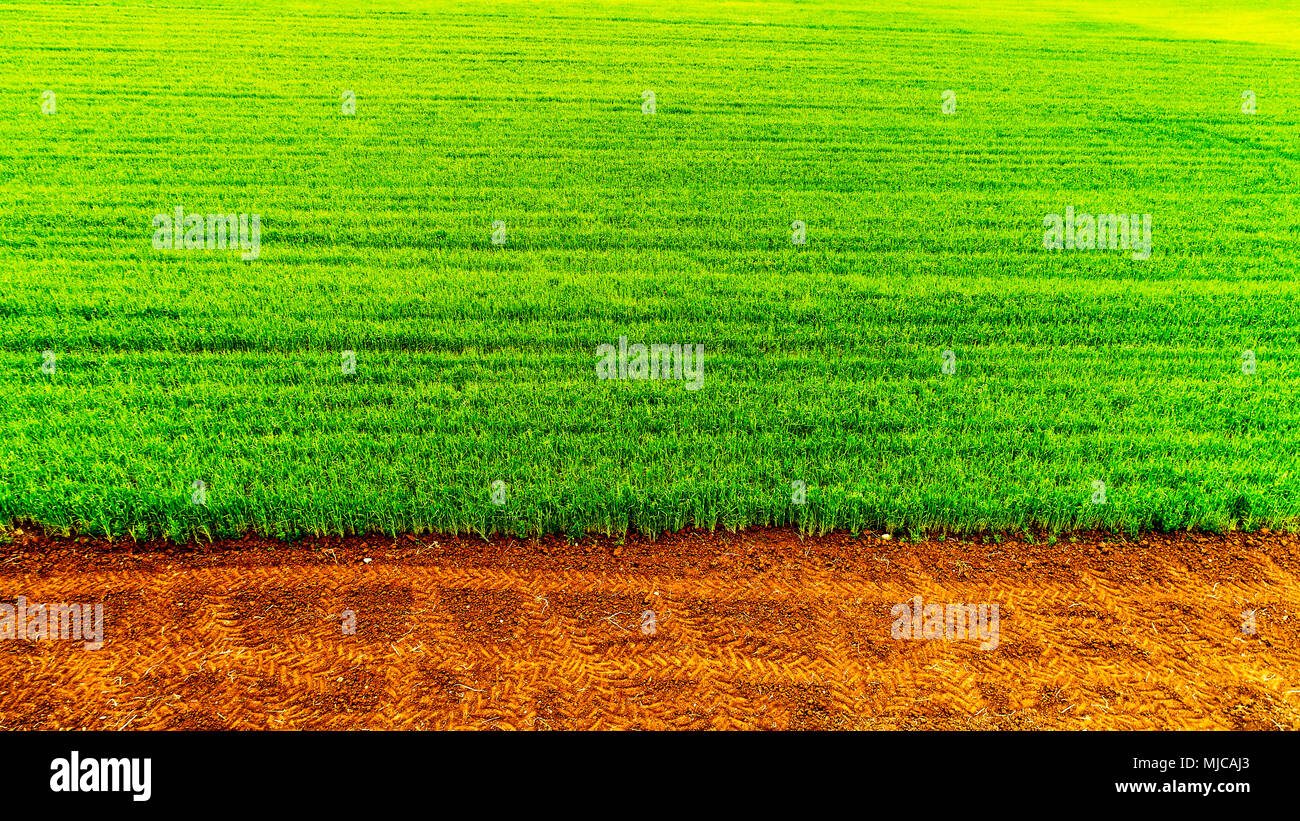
[1,528,1298,730]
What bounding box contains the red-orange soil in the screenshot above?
[1,527,1297,730]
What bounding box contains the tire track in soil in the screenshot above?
[1,527,1298,730]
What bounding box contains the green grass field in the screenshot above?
[1,0,1298,540]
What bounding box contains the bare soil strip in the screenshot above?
[1,528,1297,730]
